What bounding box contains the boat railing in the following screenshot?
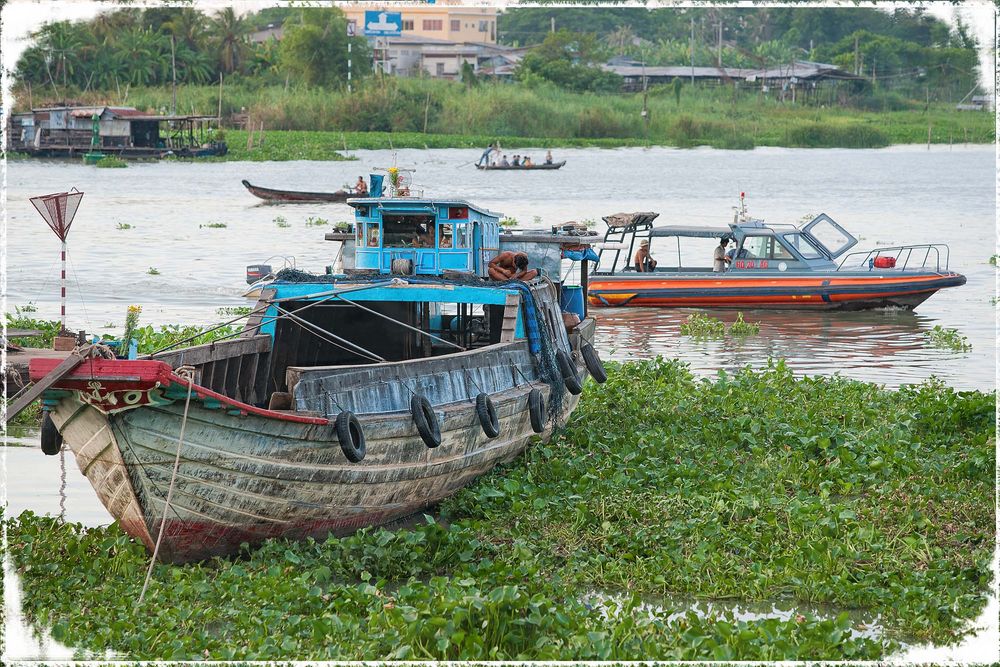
[837,244,951,273]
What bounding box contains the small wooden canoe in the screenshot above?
[476,161,566,171]
[242,179,353,203]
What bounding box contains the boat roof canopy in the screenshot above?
[347,197,502,219]
[650,225,734,239]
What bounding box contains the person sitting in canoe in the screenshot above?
[545,150,553,165]
[523,156,533,166]
[488,251,538,282]
[501,155,510,167]
[633,239,657,272]
[714,237,733,272]
[354,176,368,195]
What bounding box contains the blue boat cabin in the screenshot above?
[349,197,501,277]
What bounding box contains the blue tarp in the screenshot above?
[369,174,384,198]
[562,248,600,262]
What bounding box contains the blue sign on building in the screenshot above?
[363,11,402,37]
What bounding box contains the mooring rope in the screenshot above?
[137,366,195,606]
[58,446,66,522]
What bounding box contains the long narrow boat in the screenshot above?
[29,187,604,563]
[476,161,566,171]
[242,179,353,203]
[588,207,965,310]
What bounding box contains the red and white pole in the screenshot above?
[60,240,67,332]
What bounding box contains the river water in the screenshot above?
[3,145,997,659]
[5,145,995,390]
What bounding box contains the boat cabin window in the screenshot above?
[438,222,470,249]
[783,233,824,260]
[366,224,381,247]
[741,236,771,259]
[383,214,436,248]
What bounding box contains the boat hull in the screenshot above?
[242,179,351,203]
[38,325,594,563]
[587,272,967,310]
[475,161,566,171]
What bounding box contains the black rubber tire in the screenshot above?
[528,388,546,434]
[581,343,607,384]
[555,349,583,395]
[475,393,501,438]
[411,395,441,448]
[335,411,366,463]
[40,411,63,456]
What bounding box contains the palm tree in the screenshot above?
[605,24,637,55]
[39,22,83,87]
[164,8,208,50]
[212,8,248,75]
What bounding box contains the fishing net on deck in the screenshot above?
[271,269,568,426]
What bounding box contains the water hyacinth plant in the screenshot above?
[6,360,993,661]
[679,312,726,338]
[924,325,972,352]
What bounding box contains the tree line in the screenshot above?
[14,7,370,95]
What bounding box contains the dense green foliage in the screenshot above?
[501,7,979,102]
[7,361,994,660]
[516,30,622,93]
[15,79,991,154]
[14,7,366,92]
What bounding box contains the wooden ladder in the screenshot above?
[499,293,520,343]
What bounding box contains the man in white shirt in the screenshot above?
[713,238,732,272]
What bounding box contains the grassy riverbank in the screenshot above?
[7,359,994,660]
[15,80,994,159]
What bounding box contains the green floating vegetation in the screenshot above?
[728,312,761,337]
[679,312,727,338]
[273,216,291,228]
[923,325,972,352]
[146,267,160,275]
[128,323,242,355]
[94,155,127,168]
[200,222,228,229]
[5,312,61,347]
[305,216,329,227]
[216,306,253,317]
[498,217,519,228]
[7,360,994,660]
[115,222,133,230]
[989,255,998,266]
[681,312,761,338]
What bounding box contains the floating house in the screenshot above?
[8,105,226,159]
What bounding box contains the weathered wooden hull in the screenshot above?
[587,272,967,310]
[38,323,594,563]
[242,179,352,203]
[475,161,566,171]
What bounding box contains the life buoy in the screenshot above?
[475,393,500,438]
[581,343,607,384]
[410,395,441,448]
[528,388,546,433]
[41,411,63,456]
[335,411,365,463]
[555,349,583,395]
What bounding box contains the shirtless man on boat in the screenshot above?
[633,239,657,272]
[488,251,538,281]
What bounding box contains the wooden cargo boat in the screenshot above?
[588,204,965,311]
[476,161,566,171]
[241,179,353,203]
[29,184,604,563]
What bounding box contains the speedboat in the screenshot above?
[587,203,965,311]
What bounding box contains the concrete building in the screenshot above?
[341,4,498,44]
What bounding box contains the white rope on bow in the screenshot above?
[137,365,195,606]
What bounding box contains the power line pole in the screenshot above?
[690,17,695,84]
[550,16,555,33]
[716,21,723,68]
[170,35,177,115]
